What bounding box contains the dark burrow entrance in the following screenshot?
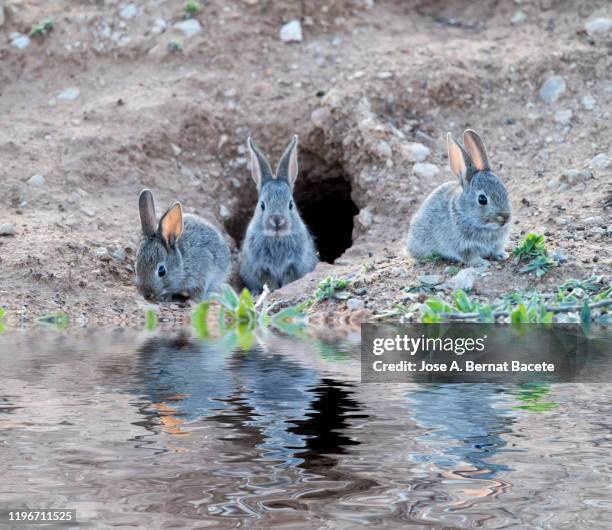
[293,170,358,263]
[225,154,358,264]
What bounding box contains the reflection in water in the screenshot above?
[1,329,612,528]
[408,385,516,479]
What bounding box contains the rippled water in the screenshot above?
[1,328,612,529]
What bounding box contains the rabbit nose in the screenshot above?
[269,215,286,230]
[497,213,510,225]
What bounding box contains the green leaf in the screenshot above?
[478,305,494,323]
[37,311,70,330]
[0,308,5,320]
[581,300,591,332]
[191,302,210,339]
[510,303,527,323]
[145,309,157,331]
[454,290,473,312]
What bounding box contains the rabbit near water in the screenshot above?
[136,189,231,302]
[239,135,318,294]
[406,129,512,267]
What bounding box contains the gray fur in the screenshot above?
[239,136,318,293]
[406,130,512,267]
[136,189,231,302]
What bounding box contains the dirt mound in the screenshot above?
[0,0,609,325]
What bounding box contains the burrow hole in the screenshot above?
[225,151,358,264]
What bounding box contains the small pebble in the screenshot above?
[0,223,16,236]
[279,20,302,42]
[448,268,478,292]
[376,71,393,80]
[95,247,110,261]
[413,162,439,179]
[57,87,81,101]
[174,19,203,38]
[511,11,527,25]
[10,33,31,50]
[358,208,373,228]
[590,153,611,170]
[418,274,443,286]
[404,142,431,162]
[539,75,566,103]
[581,94,596,110]
[554,109,573,125]
[347,298,364,311]
[585,17,612,36]
[110,249,126,262]
[119,4,139,20]
[28,174,46,187]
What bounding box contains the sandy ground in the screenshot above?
[0,0,610,326]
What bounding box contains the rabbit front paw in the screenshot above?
[492,250,509,261]
[466,256,490,268]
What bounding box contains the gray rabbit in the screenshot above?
[239,135,318,293]
[406,129,511,267]
[136,189,231,302]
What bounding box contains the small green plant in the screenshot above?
[446,265,460,276]
[30,19,54,38]
[37,311,69,330]
[191,284,307,351]
[184,0,200,18]
[145,309,158,331]
[512,233,557,277]
[315,277,350,302]
[0,308,6,334]
[419,253,443,264]
[513,383,558,413]
[167,41,183,53]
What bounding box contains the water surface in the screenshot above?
[1,329,611,528]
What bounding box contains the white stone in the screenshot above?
[590,153,611,170]
[57,87,80,101]
[310,107,330,128]
[358,208,373,228]
[10,33,31,49]
[581,94,596,110]
[376,71,393,80]
[413,162,439,179]
[585,18,612,36]
[346,298,364,311]
[511,11,527,25]
[110,249,126,262]
[418,274,443,286]
[404,142,430,162]
[219,205,230,219]
[174,19,202,38]
[170,143,182,156]
[95,247,110,261]
[279,20,302,42]
[0,223,16,236]
[152,18,167,34]
[376,140,392,159]
[28,174,46,187]
[119,4,138,20]
[448,268,478,292]
[554,108,573,125]
[539,75,566,103]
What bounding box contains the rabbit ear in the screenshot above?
[139,189,157,237]
[159,202,184,247]
[247,137,274,190]
[275,135,299,187]
[463,129,491,171]
[447,133,472,186]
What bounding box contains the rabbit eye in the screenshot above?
[260,201,265,211]
[289,200,293,210]
[478,194,488,205]
[157,264,166,278]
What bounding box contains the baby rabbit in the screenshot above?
[136,189,231,302]
[239,135,318,293]
[406,129,511,267]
